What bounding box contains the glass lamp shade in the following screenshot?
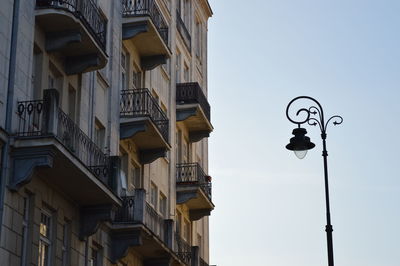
[286,127,315,159]
[294,150,308,159]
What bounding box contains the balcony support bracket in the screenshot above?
[79,204,116,240]
[176,191,197,205]
[189,131,210,143]
[9,146,55,191]
[140,148,167,164]
[110,229,142,263]
[189,209,211,221]
[65,53,101,75]
[176,108,197,122]
[122,22,148,40]
[120,121,147,140]
[144,257,172,266]
[141,55,167,71]
[45,30,82,52]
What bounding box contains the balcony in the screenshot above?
[120,89,170,164]
[176,83,213,142]
[122,0,171,70]
[111,192,187,265]
[12,89,120,239]
[174,232,192,265]
[176,163,214,221]
[35,0,107,74]
[176,10,191,51]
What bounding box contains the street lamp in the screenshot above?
[285,96,343,266]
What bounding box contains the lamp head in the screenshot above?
[286,127,315,159]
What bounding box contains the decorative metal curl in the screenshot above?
[286,96,343,134]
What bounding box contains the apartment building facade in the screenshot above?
[0,0,214,265]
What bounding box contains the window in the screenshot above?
[21,196,32,266]
[176,51,181,83]
[94,119,105,150]
[183,219,190,243]
[197,234,202,256]
[62,220,71,266]
[150,183,158,209]
[89,244,103,266]
[121,51,128,91]
[120,151,128,192]
[131,161,141,189]
[38,211,52,266]
[184,63,189,82]
[68,85,77,122]
[176,211,182,233]
[195,20,202,59]
[159,193,167,218]
[132,70,141,89]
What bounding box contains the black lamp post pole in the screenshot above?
[286,96,343,266]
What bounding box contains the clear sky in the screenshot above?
[207,1,400,265]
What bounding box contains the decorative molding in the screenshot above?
[9,146,55,191]
[189,209,211,221]
[79,204,116,240]
[176,108,197,122]
[110,229,142,263]
[120,121,147,140]
[65,54,101,75]
[45,30,82,52]
[140,148,167,164]
[189,131,210,143]
[141,55,168,71]
[122,22,148,40]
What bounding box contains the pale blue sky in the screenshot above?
[207,1,400,265]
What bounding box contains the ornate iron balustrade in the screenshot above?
[200,258,209,266]
[114,196,136,223]
[122,0,169,45]
[145,203,165,241]
[17,100,45,137]
[176,82,211,122]
[16,100,112,187]
[176,163,212,201]
[120,89,169,143]
[35,0,107,51]
[174,232,192,265]
[176,9,191,50]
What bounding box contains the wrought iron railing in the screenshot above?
[120,89,169,143]
[16,100,111,186]
[176,82,211,122]
[145,203,165,241]
[176,9,191,50]
[17,100,45,137]
[122,0,169,45]
[35,0,107,51]
[176,163,212,201]
[114,196,136,223]
[174,232,192,265]
[200,258,209,266]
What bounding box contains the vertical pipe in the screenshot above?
[0,0,21,238]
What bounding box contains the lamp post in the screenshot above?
[285,96,343,266]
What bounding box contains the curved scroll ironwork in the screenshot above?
[286,96,343,134]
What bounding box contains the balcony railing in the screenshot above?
[176,10,191,50]
[174,232,192,265]
[35,0,107,51]
[114,196,166,242]
[176,83,210,122]
[176,163,212,201]
[122,0,169,45]
[16,99,111,186]
[145,203,165,241]
[120,89,169,142]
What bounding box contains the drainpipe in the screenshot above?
[0,0,21,237]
